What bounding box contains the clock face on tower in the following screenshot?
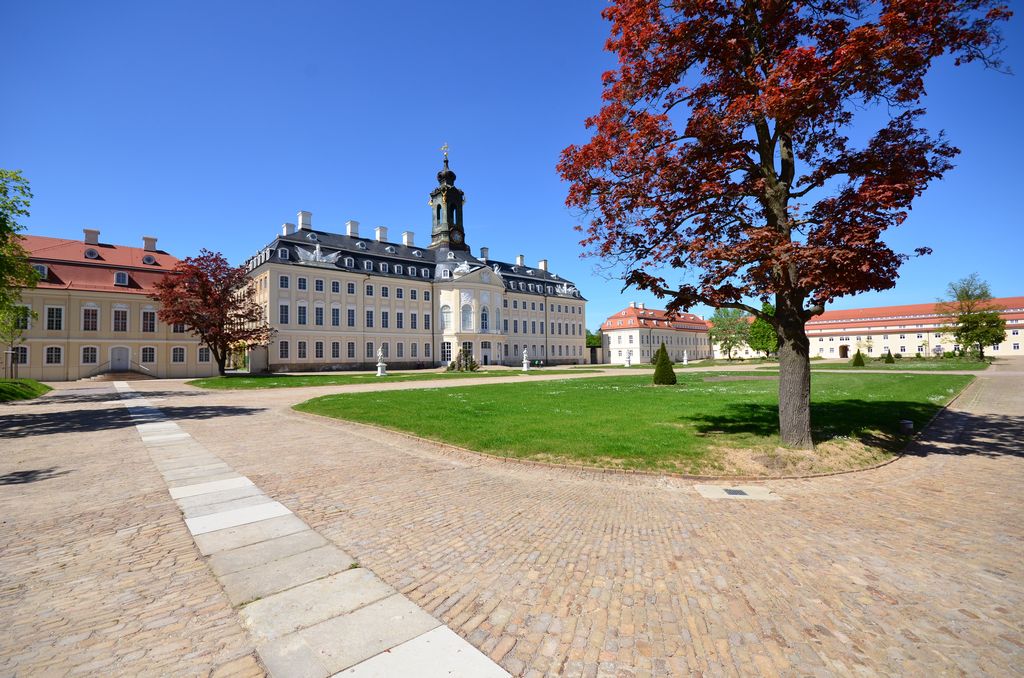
[451,230,463,244]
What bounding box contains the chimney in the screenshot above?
[639,303,646,310]
[142,236,158,252]
[298,210,312,230]
[629,301,637,308]
[538,259,548,272]
[479,246,489,261]
[375,226,388,242]
[402,231,415,246]
[281,222,296,236]
[83,229,100,245]
[345,220,360,237]
[516,254,525,266]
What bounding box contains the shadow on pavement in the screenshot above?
[32,389,208,405]
[0,467,73,485]
[0,405,263,439]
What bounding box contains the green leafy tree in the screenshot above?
[0,170,39,312]
[708,308,749,360]
[747,302,778,359]
[446,349,479,372]
[653,342,677,385]
[585,329,603,348]
[851,350,865,367]
[938,273,1007,361]
[0,305,34,377]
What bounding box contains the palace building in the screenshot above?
[10,232,218,381]
[600,302,712,364]
[242,156,588,370]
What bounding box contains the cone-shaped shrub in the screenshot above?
[653,343,677,385]
[851,350,865,367]
[884,350,895,364]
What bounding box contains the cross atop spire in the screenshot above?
[440,142,449,159]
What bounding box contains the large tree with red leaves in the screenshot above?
[152,249,272,376]
[559,0,1010,448]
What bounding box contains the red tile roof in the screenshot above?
[808,297,1024,325]
[601,305,709,332]
[21,234,179,295]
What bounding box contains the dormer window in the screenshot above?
[412,250,422,258]
[441,269,451,279]
[33,264,48,279]
[114,271,129,286]
[395,264,403,275]
[380,263,389,273]
[385,246,396,253]
[356,241,367,250]
[447,252,456,260]
[142,254,157,265]
[363,260,373,271]
[84,248,99,259]
[306,232,318,241]
[278,248,289,260]
[344,257,354,268]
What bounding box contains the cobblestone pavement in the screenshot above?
[2,362,1022,676]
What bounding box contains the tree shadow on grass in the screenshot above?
[0,405,263,439]
[0,467,72,485]
[685,400,1024,458]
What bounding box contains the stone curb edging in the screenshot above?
[288,374,977,484]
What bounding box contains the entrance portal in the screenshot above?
[111,347,130,371]
[839,345,849,359]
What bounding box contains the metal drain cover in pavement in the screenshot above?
[695,485,782,501]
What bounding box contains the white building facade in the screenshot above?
[600,302,712,365]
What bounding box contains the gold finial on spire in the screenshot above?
[440,142,449,158]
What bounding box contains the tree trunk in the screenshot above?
[775,303,813,449]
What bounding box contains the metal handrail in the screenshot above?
[84,359,153,379]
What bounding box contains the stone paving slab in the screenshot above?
[184,500,292,536]
[193,513,310,555]
[219,544,355,606]
[241,568,396,641]
[209,529,329,577]
[340,626,513,678]
[175,484,266,512]
[170,475,256,499]
[181,492,277,519]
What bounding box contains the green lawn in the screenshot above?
[295,372,972,475]
[0,379,52,402]
[189,369,599,390]
[757,359,989,372]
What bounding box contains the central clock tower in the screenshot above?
[428,154,469,251]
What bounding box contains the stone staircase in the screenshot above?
[79,371,156,382]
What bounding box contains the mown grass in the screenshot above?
[0,379,52,402]
[294,372,972,474]
[189,369,599,390]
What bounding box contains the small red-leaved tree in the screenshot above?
[152,249,272,376]
[559,0,1009,448]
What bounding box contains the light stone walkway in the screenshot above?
[113,381,508,678]
[1,361,1022,676]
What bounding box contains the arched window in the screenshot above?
[436,204,442,223]
[450,206,457,225]
[441,305,452,330]
[480,306,489,332]
[461,304,473,331]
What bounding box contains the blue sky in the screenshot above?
[5,1,1022,328]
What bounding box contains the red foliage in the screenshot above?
[559,0,1009,447]
[151,249,272,374]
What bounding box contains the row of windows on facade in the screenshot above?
[818,329,1021,342]
[11,345,209,366]
[616,334,710,345]
[32,265,139,287]
[277,340,583,361]
[20,306,186,333]
[817,342,1021,354]
[276,276,584,317]
[277,303,583,336]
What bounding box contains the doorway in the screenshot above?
[111,347,130,371]
[839,345,849,359]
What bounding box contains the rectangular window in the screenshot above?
[12,346,27,364]
[331,341,340,359]
[142,347,155,363]
[397,343,404,358]
[411,312,418,330]
[315,279,324,292]
[347,282,356,294]
[424,313,431,330]
[396,312,404,329]
[411,343,418,358]
[47,307,63,331]
[279,304,290,324]
[381,342,389,358]
[365,285,374,296]
[366,310,374,328]
[331,281,340,293]
[331,308,340,326]
[198,347,211,363]
[532,321,537,334]
[315,341,324,359]
[83,307,98,331]
[113,309,128,332]
[298,341,307,359]
[142,310,156,333]
[441,342,452,362]
[411,290,417,301]
[381,286,389,298]
[514,320,519,333]
[347,308,356,327]
[424,291,431,301]
[280,341,290,359]
[424,343,431,357]
[1013,343,1020,350]
[503,319,508,332]
[46,346,62,364]
[396,288,403,299]
[381,311,389,329]
[279,275,289,288]
[298,306,307,325]
[81,346,98,364]
[172,347,185,363]
[347,342,356,358]
[298,277,308,290]
[315,306,324,326]
[366,342,374,358]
